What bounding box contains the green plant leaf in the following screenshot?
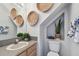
[55,19,61,34]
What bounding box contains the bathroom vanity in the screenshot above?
[18,42,37,56]
[0,40,37,56]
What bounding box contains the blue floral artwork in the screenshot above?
[0,26,9,34]
[0,26,4,33]
[68,16,79,43]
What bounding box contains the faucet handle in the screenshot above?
[14,39,19,44]
[16,39,19,42]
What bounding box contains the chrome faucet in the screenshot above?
[15,39,19,44]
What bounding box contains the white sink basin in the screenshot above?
[6,41,29,50]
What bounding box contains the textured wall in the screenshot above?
[25,3,60,37]
[68,3,79,56]
[0,4,17,41]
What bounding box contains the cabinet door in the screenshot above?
[29,50,37,56]
[27,44,37,56]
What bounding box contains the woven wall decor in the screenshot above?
[10,8,17,19]
[27,11,39,26]
[15,15,24,27]
[37,3,54,12]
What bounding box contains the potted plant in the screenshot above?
[55,19,61,38]
[17,33,24,40]
[17,33,30,41]
[23,33,30,41]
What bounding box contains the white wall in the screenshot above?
[25,3,61,37]
[68,3,79,56]
[39,4,68,56]
[3,3,27,34]
[16,4,27,33]
[24,3,61,56]
[0,4,17,40]
[47,22,55,37]
[59,4,71,56]
[45,3,79,56]
[60,3,79,56]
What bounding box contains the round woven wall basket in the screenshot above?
[27,11,39,26]
[15,15,24,27]
[10,8,17,19]
[37,3,54,12]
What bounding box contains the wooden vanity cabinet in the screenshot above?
[27,44,37,56]
[19,50,26,56]
[18,43,37,56]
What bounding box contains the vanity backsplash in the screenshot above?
[0,36,37,47]
[0,37,19,47]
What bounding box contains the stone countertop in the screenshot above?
[0,40,37,56]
